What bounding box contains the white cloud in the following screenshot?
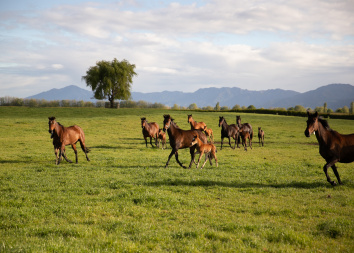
[0,0,353,97]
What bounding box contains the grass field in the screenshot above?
[0,107,353,252]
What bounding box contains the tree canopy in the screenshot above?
[82,58,137,108]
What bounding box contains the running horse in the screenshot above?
[48,117,90,165]
[163,114,208,169]
[218,116,239,149]
[141,117,159,147]
[304,111,354,185]
[188,114,207,131]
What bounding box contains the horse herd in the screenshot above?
[48,111,353,185]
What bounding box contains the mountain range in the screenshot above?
[26,83,354,110]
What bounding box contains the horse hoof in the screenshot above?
[330,181,337,186]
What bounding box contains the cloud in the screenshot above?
[0,0,353,97]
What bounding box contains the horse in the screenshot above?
[238,128,252,151]
[218,116,239,150]
[52,132,72,164]
[163,114,208,169]
[141,117,159,147]
[48,117,90,165]
[236,115,253,148]
[204,127,214,143]
[258,127,265,146]
[187,114,207,131]
[157,128,167,149]
[191,134,218,169]
[304,111,354,185]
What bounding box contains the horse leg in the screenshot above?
[228,137,233,149]
[54,147,59,165]
[79,140,90,162]
[201,153,209,169]
[323,159,339,185]
[144,137,148,147]
[196,151,204,169]
[220,137,224,150]
[149,137,154,147]
[62,148,73,163]
[331,164,342,185]
[175,151,187,169]
[165,149,176,168]
[188,147,197,169]
[71,144,78,164]
[57,144,66,165]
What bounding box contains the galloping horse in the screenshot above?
[236,116,253,148]
[48,117,90,165]
[163,114,208,169]
[141,117,159,147]
[218,116,239,150]
[305,111,354,185]
[191,134,218,169]
[188,114,207,131]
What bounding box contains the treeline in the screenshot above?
[1,96,353,119]
[0,97,168,109]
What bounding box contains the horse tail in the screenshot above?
[250,129,253,140]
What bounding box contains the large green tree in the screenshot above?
[82,58,137,108]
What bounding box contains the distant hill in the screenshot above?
[27,85,96,102]
[26,83,354,110]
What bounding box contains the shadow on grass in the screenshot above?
[146,179,341,189]
[0,160,24,164]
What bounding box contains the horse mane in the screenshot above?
[318,117,332,131]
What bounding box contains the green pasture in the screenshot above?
[0,107,353,252]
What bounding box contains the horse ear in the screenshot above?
[314,111,318,117]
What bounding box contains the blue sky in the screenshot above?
[1,0,353,98]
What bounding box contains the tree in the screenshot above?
[82,58,137,108]
[324,102,327,113]
[215,102,220,111]
[247,105,256,110]
[188,103,198,110]
[350,102,354,114]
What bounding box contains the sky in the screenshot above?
[1,0,353,98]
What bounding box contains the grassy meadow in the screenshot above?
[0,107,353,252]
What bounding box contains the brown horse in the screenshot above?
[141,117,159,147]
[305,111,354,185]
[236,116,253,148]
[48,117,90,165]
[204,127,214,143]
[191,134,218,169]
[238,128,252,151]
[218,116,239,149]
[258,127,265,146]
[157,128,167,149]
[188,114,207,131]
[163,114,208,169]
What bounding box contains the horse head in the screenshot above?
[218,116,225,127]
[305,111,319,137]
[187,114,192,123]
[141,117,147,129]
[163,114,172,132]
[48,117,56,138]
[236,116,241,126]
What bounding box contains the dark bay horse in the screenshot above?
[305,111,354,185]
[188,114,207,131]
[163,114,208,169]
[141,117,159,147]
[48,117,90,165]
[218,116,239,150]
[236,115,253,148]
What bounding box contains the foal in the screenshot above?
[258,127,265,146]
[204,127,214,143]
[191,134,218,169]
[157,128,167,149]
